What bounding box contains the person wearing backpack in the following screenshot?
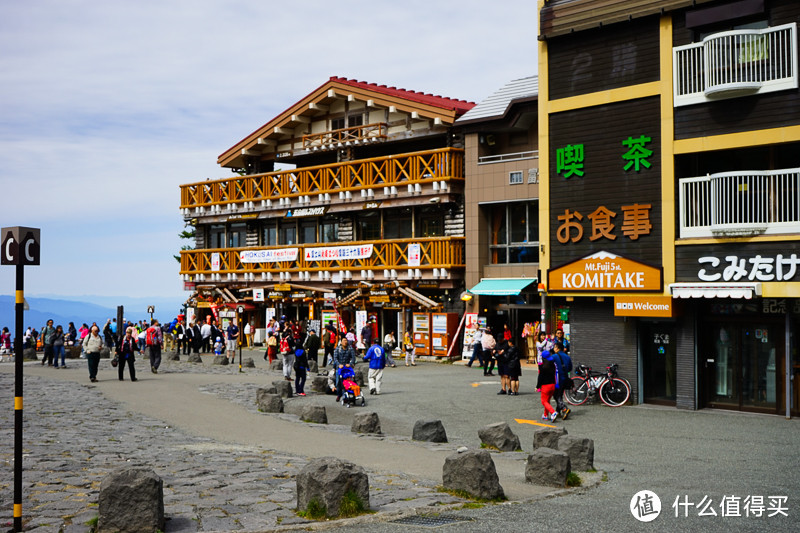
[551,342,573,420]
[145,319,163,374]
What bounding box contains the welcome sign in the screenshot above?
[548,251,662,292]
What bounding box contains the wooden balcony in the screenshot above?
[180,147,464,212]
[302,122,388,151]
[179,237,465,281]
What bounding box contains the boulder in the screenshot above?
[256,390,284,413]
[212,355,228,365]
[271,380,293,398]
[300,405,328,424]
[412,420,448,443]
[525,448,571,487]
[478,422,521,452]
[296,457,369,518]
[166,352,180,361]
[99,347,111,359]
[307,359,319,373]
[98,466,165,533]
[442,450,505,500]
[533,426,568,450]
[67,345,82,359]
[270,360,283,371]
[23,348,38,361]
[242,357,256,368]
[351,412,381,435]
[557,435,594,471]
[353,368,365,387]
[187,353,203,363]
[311,376,331,393]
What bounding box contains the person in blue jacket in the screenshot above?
[363,338,386,395]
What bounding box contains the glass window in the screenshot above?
[416,207,444,238]
[384,208,413,240]
[300,221,316,244]
[320,216,339,243]
[331,117,345,131]
[509,171,523,185]
[279,221,297,245]
[263,223,277,246]
[228,223,247,248]
[487,201,539,264]
[357,212,381,241]
[208,224,225,249]
[348,113,364,128]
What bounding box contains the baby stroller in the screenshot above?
[338,366,366,408]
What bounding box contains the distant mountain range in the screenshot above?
[0,294,187,332]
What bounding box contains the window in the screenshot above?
[509,171,523,185]
[319,216,339,243]
[416,207,444,238]
[207,224,225,249]
[300,220,316,244]
[228,223,247,248]
[262,222,277,246]
[331,117,345,131]
[348,113,364,128]
[487,201,539,264]
[383,208,413,240]
[279,221,297,245]
[357,212,381,241]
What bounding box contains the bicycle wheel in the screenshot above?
[564,378,589,405]
[599,377,630,407]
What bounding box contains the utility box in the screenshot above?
[431,313,460,358]
[412,312,431,356]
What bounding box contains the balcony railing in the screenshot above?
[179,237,465,281]
[673,23,798,107]
[180,147,464,213]
[679,168,800,238]
[478,150,539,165]
[302,122,387,151]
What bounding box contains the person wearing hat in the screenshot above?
[303,328,321,368]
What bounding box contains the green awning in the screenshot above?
[469,278,537,296]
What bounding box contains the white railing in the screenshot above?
[679,168,800,238]
[478,150,538,165]
[673,23,798,106]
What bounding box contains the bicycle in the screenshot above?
[564,363,631,407]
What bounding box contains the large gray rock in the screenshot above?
[412,420,448,443]
[212,355,228,365]
[296,457,370,518]
[533,426,568,450]
[307,359,318,373]
[525,447,571,487]
[100,347,111,359]
[311,376,330,393]
[187,353,203,363]
[272,380,293,398]
[478,422,521,452]
[166,352,180,361]
[256,390,284,413]
[442,449,505,500]
[67,345,82,359]
[270,360,283,371]
[23,348,38,361]
[242,357,256,368]
[300,405,328,424]
[98,466,165,533]
[558,435,595,471]
[353,368,365,387]
[351,412,381,434]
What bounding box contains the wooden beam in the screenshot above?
[290,114,310,124]
[257,138,276,147]
[309,103,329,112]
[273,126,293,135]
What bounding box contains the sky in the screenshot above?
[0,0,539,307]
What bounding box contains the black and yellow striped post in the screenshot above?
[2,226,41,533]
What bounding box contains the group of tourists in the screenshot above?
[467,324,574,421]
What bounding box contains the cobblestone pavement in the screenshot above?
[0,358,468,532]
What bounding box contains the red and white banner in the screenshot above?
[305,244,373,262]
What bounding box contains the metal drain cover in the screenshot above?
[391,514,471,527]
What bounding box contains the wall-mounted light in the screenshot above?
[460,291,473,302]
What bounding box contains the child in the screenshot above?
[214,336,224,357]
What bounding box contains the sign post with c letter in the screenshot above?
[2,226,40,533]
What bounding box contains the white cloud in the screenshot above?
[0,0,538,301]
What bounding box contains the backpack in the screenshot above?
[280,337,290,353]
[560,351,573,373]
[146,327,158,346]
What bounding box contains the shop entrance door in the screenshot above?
[640,323,677,405]
[704,322,783,413]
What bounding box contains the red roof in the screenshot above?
[330,76,475,115]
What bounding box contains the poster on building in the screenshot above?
[356,310,368,346]
[462,313,479,360]
[253,288,265,302]
[321,310,339,331]
[408,243,421,267]
[240,248,298,263]
[211,252,220,272]
[266,307,276,327]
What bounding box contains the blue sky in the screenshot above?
[0,0,538,304]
